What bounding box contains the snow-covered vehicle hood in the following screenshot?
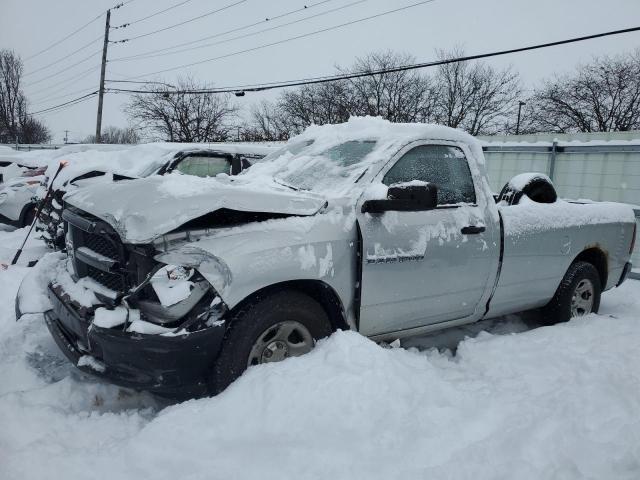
[64,173,327,243]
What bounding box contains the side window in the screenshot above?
[176,156,230,177]
[383,145,476,205]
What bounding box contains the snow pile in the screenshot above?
[1,248,640,479]
[0,225,49,266]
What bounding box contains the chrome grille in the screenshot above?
[64,209,127,292]
[82,231,119,259]
[85,264,124,291]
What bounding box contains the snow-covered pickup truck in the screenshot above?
[20,118,636,398]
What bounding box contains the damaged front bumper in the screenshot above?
[44,283,226,398]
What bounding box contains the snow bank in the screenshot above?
[1,246,639,480]
[0,226,49,266]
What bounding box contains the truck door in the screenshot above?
[357,142,499,337]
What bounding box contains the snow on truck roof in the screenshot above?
[244,117,485,196]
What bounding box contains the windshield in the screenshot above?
[273,140,377,192]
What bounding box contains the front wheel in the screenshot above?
[211,290,333,394]
[542,261,601,324]
[21,205,37,227]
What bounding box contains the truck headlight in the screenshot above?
[134,264,214,326]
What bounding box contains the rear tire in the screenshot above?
[211,290,333,394]
[542,261,601,325]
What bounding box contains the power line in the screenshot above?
[24,49,103,88]
[111,0,368,63]
[24,12,104,61]
[106,25,640,95]
[23,35,103,78]
[105,79,178,88]
[23,1,129,62]
[26,64,100,98]
[30,87,98,108]
[111,0,249,44]
[113,0,195,29]
[115,0,436,79]
[30,92,98,116]
[109,0,335,61]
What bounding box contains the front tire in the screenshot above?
[542,261,601,324]
[21,205,37,227]
[211,290,332,394]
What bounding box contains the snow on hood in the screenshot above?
[64,173,327,243]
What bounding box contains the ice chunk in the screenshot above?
[93,307,128,329]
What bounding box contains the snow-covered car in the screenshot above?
[0,168,46,227]
[18,118,636,398]
[35,144,276,250]
[0,156,45,185]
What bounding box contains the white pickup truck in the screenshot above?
[23,118,636,398]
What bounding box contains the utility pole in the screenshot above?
[64,130,69,144]
[95,9,111,144]
[515,100,526,135]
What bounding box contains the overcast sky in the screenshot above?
[1,0,639,143]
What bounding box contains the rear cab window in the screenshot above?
[176,155,230,178]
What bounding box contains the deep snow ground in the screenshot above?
[0,256,639,479]
[0,225,48,266]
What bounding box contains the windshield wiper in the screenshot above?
[354,168,369,183]
[273,178,301,191]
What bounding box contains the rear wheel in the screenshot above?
[542,261,601,324]
[211,290,333,393]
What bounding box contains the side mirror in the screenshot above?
[361,183,438,214]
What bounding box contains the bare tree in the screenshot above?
[432,49,522,135]
[250,52,436,138]
[529,50,640,133]
[243,101,292,141]
[125,77,238,142]
[0,49,26,143]
[278,80,354,133]
[0,49,51,144]
[343,51,436,123]
[19,115,51,144]
[249,50,520,138]
[83,125,139,144]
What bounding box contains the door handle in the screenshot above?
[461,225,485,235]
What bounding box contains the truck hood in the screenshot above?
[63,174,327,244]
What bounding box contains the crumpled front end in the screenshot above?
[39,205,230,397]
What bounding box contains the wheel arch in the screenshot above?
[18,201,37,227]
[226,280,350,332]
[572,247,608,288]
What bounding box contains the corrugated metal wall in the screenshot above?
[478,131,640,275]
